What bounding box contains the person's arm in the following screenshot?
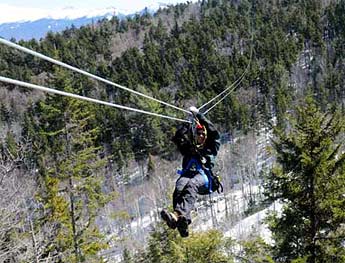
[196,113,220,168]
[172,123,193,156]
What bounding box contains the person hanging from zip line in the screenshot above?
[161,106,222,237]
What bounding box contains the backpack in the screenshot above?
[206,169,223,194]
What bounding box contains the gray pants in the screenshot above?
[173,172,209,223]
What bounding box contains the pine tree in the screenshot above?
[132,224,235,263]
[147,154,156,179]
[239,236,274,263]
[182,230,234,263]
[34,68,111,262]
[265,96,345,262]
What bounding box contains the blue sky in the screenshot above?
[0,0,197,23]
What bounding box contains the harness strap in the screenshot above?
[177,157,213,192]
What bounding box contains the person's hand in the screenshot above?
[200,156,207,164]
[190,146,198,155]
[189,106,199,114]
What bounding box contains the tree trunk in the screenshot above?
[69,177,80,262]
[309,173,317,263]
[29,216,39,263]
[65,113,80,262]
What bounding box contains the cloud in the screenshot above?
[0,4,51,23]
[0,4,122,24]
[0,1,197,24]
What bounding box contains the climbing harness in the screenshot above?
[177,157,223,194]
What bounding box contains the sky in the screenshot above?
[0,0,197,24]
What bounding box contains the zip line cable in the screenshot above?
[0,38,191,115]
[203,74,243,115]
[0,76,191,123]
[198,58,248,112]
[197,6,255,115]
[199,37,254,115]
[203,41,254,115]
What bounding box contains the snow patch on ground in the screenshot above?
[225,201,283,243]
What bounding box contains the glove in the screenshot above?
[200,156,207,164]
[189,106,199,114]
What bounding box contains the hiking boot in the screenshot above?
[177,216,189,238]
[160,210,178,229]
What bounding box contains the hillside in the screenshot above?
[0,0,345,262]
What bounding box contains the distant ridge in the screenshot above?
[0,15,115,41]
[0,5,161,41]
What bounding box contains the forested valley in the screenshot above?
[1,0,345,262]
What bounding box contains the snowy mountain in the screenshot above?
[0,4,166,41]
[0,16,113,41]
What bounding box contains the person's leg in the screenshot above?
[174,173,209,237]
[173,175,190,214]
[174,173,209,222]
[161,175,189,229]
